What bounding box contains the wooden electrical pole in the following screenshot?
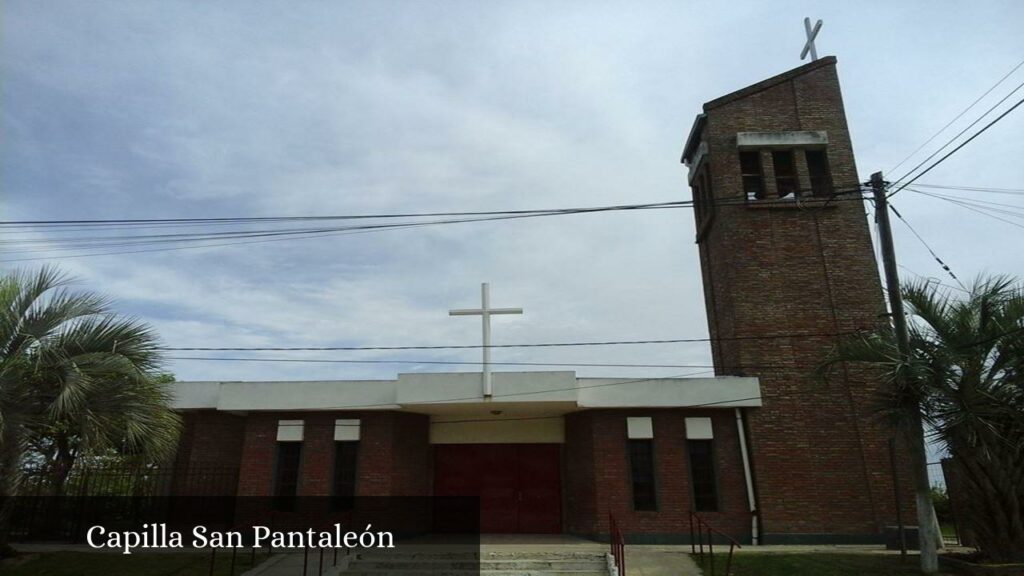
[871,172,940,573]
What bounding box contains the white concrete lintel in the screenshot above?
[736,130,828,148]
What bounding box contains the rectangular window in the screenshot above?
[332,441,359,510]
[739,151,765,200]
[805,149,832,196]
[687,439,718,512]
[274,442,302,510]
[628,439,657,511]
[772,150,798,198]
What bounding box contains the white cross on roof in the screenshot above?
[801,17,823,61]
[449,283,523,398]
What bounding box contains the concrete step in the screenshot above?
[346,569,606,573]
[355,559,605,568]
[354,551,606,560]
[347,551,610,575]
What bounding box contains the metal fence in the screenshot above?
[7,463,239,542]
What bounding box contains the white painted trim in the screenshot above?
[170,381,221,410]
[219,380,398,412]
[736,130,828,147]
[171,373,762,412]
[685,417,714,440]
[735,408,760,545]
[627,417,654,439]
[334,419,360,441]
[577,377,761,408]
[276,419,304,442]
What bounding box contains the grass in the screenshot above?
[703,553,955,576]
[0,550,267,576]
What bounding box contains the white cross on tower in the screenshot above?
[449,283,523,398]
[801,17,823,61]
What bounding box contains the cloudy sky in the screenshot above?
[3,1,1022,384]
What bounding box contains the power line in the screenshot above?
[0,189,869,229]
[166,356,723,369]
[182,324,1024,417]
[910,189,1024,230]
[157,329,866,351]
[163,356,846,371]
[0,203,689,256]
[1,190,870,262]
[887,57,1024,176]
[897,265,970,294]
[0,211,688,262]
[887,203,965,289]
[907,191,1024,216]
[889,93,1024,197]
[0,201,687,228]
[913,183,1024,196]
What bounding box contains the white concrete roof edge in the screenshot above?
[169,372,762,411]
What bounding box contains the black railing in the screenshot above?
[8,464,239,542]
[19,463,238,498]
[609,512,625,575]
[689,511,741,576]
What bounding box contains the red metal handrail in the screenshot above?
[609,512,626,575]
[689,511,741,576]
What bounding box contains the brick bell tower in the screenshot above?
[681,57,915,543]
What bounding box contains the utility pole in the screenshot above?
[871,172,939,573]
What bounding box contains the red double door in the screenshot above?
[433,444,562,534]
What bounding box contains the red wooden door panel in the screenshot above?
[433,444,561,534]
[517,444,562,534]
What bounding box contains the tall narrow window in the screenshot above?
[688,440,718,511]
[805,149,832,196]
[699,172,713,219]
[692,180,705,223]
[739,151,765,200]
[772,150,798,198]
[628,439,657,511]
[332,441,359,510]
[274,442,302,510]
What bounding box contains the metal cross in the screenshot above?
[449,283,523,398]
[801,17,823,61]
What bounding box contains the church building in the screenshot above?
[170,56,914,544]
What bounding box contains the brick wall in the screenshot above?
[565,408,751,543]
[172,410,245,495]
[688,57,917,541]
[234,410,431,498]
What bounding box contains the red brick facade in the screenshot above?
[684,56,916,542]
[232,411,431,497]
[172,410,245,496]
[565,409,751,542]
[175,408,752,541]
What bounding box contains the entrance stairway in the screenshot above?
[344,550,610,575]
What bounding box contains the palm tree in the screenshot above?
[819,275,1024,564]
[0,267,180,555]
